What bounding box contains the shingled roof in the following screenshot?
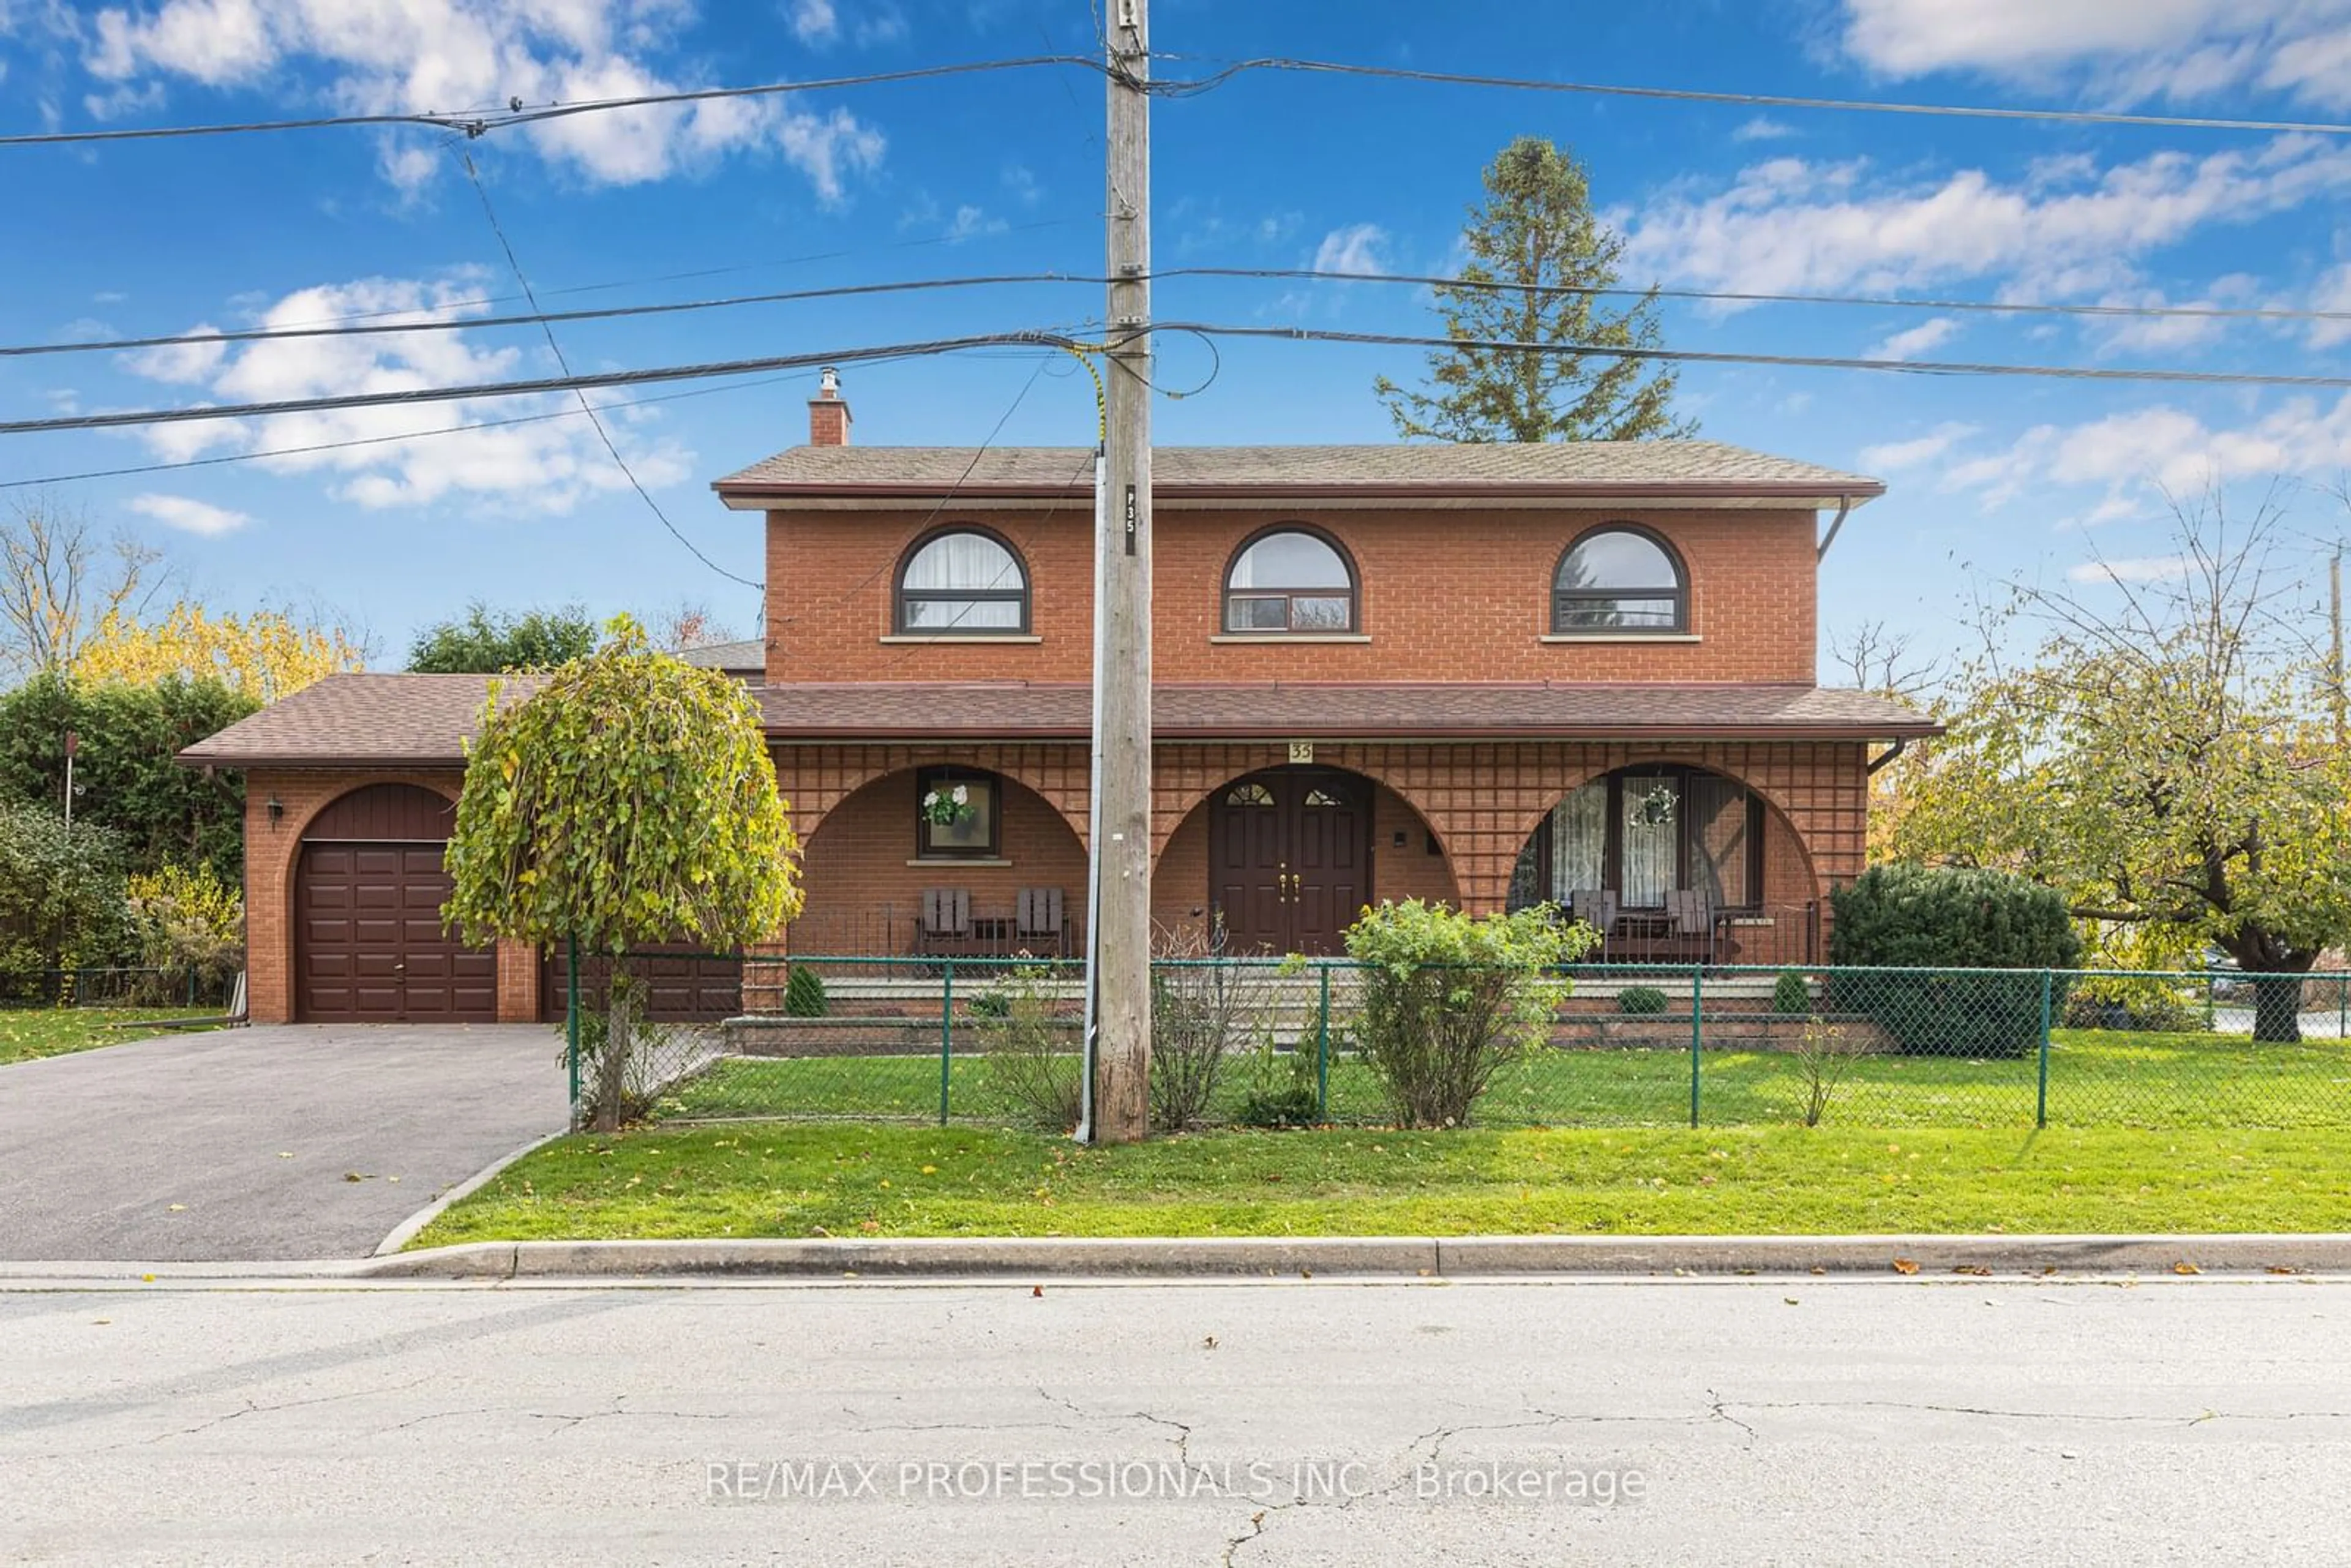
[758,681,1936,742]
[714,443,1883,506]
[178,673,545,768]
[179,675,1933,766]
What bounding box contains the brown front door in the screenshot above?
[1209,770,1370,955]
[296,842,497,1022]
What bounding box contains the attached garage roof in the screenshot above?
[714,443,1884,509]
[178,672,545,768]
[181,673,1935,767]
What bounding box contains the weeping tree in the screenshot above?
[1373,135,1692,443]
[1890,487,2351,1042]
[443,617,801,1127]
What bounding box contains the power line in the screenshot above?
[15,49,2348,156]
[0,56,1098,147]
[4,271,1090,360]
[457,148,758,590]
[0,370,814,492]
[28,317,2351,444]
[1166,267,2351,328]
[0,331,1089,437]
[1140,322,2351,391]
[1150,53,2351,136]
[28,261,2346,368]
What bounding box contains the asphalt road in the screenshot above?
[0,1025,568,1261]
[2,1274,2347,1564]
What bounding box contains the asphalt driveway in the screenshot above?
[0,1024,568,1262]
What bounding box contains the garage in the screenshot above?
[295,783,496,1022]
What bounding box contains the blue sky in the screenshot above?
[4,0,2350,670]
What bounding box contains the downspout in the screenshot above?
[1816,493,1854,561]
[1867,737,1908,775]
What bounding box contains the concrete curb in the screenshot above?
[9,1234,2350,1285]
[356,1232,2351,1281]
[372,1131,567,1258]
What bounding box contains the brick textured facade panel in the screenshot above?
[765,506,1817,686]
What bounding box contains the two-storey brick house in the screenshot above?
[184,374,1932,1024]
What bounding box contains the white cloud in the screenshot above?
[120,274,692,514]
[122,324,228,383]
[1839,0,2351,108]
[1949,395,2351,515]
[1865,316,1960,360]
[128,493,255,536]
[1858,421,1979,471]
[789,0,837,45]
[2066,554,2194,583]
[1312,222,1388,277]
[1618,137,2351,302]
[2310,263,2351,348]
[943,203,1008,242]
[1731,116,1796,141]
[76,0,885,195]
[1001,162,1040,206]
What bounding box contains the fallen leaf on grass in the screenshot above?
[1892,1258,1921,1275]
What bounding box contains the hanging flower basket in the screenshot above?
[1629,783,1677,828]
[921,784,974,827]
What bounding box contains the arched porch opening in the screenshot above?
[1153,762,1458,955]
[789,763,1089,956]
[1505,763,1823,966]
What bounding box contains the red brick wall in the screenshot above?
[764,505,1818,685]
[241,767,538,1026]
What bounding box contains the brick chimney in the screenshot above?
[808,366,852,447]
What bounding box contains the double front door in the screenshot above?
[1209,768,1370,955]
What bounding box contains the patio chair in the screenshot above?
[1567,888,1619,958]
[1663,888,1716,964]
[918,888,973,955]
[1016,887,1066,956]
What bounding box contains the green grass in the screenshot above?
[0,1007,212,1065]
[653,1027,2351,1133]
[412,1122,2351,1247]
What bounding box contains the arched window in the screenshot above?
[1552,526,1687,634]
[894,528,1030,634]
[1223,528,1357,634]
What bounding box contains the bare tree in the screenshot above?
[649,598,746,653]
[1829,618,1940,699]
[0,496,168,678]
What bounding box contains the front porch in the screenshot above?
[768,737,1865,965]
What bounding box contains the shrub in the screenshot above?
[0,803,133,1002]
[1232,1033,1321,1128]
[973,966,1082,1132]
[1829,863,2081,1058]
[1343,899,1588,1128]
[122,861,242,1005]
[1616,985,1669,1016]
[1149,926,1248,1131]
[784,966,829,1019]
[1772,970,1812,1016]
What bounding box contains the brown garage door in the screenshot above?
[295,785,495,1023]
[540,944,744,1024]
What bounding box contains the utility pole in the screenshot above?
[1083,0,1153,1143]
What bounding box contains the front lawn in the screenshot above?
[0,1007,210,1066]
[656,1027,2351,1131]
[410,1123,2351,1247]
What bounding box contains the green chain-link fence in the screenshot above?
[558,948,2351,1135]
[0,965,236,1011]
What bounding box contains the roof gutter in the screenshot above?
[1816,493,1855,561]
